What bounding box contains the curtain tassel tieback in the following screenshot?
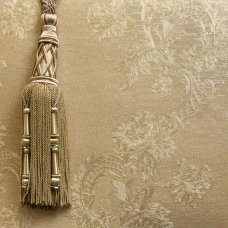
[21,2,71,208]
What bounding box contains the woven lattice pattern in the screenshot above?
[32,43,57,78]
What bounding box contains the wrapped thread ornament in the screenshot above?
[21,0,71,207]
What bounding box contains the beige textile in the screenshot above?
[0,0,228,227]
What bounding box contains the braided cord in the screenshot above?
[41,0,57,14]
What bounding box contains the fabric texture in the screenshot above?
[0,0,228,227]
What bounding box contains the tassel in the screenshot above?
[21,5,71,207]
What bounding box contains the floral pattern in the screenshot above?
[0,204,33,228]
[113,111,178,181]
[0,121,26,228]
[0,205,20,228]
[170,159,212,208]
[0,0,37,39]
[0,0,227,227]
[119,202,174,228]
[70,155,122,227]
[0,124,30,228]
[112,179,175,227]
[70,111,212,227]
[87,0,127,41]
[87,0,226,108]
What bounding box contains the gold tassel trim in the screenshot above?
[21,11,71,208]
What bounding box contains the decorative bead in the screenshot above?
[23,109,30,136]
[23,154,30,174]
[23,148,30,154]
[51,107,58,135]
[22,107,31,190]
[52,152,58,174]
[22,138,30,148]
[51,107,58,112]
[50,137,59,146]
[21,175,29,189]
[23,108,30,114]
[41,13,57,26]
[50,106,60,190]
[51,175,61,190]
[39,14,59,46]
[51,146,59,153]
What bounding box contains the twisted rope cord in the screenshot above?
[41,0,57,14]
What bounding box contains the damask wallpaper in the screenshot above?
[0,0,228,227]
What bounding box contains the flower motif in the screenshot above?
[0,206,19,228]
[87,1,127,41]
[70,159,117,228]
[113,111,178,180]
[151,75,173,95]
[123,202,174,228]
[120,45,175,95]
[0,0,37,39]
[170,159,212,208]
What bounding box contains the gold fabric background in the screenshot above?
[0,0,228,227]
